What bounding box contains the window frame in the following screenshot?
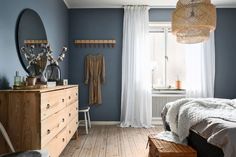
[150,22,171,88]
[149,22,185,89]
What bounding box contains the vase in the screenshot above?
[45,63,61,82]
[176,80,181,90]
[26,76,37,86]
[38,71,47,83]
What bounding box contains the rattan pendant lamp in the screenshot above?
[172,0,217,44]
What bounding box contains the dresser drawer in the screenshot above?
[67,115,79,141]
[67,101,78,123]
[66,87,78,105]
[43,128,67,157]
[41,90,66,120]
[41,108,67,147]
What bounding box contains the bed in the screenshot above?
[188,130,224,157]
[163,120,224,157]
[161,98,236,157]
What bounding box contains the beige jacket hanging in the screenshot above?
[84,54,105,105]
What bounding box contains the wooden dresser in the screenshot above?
[0,85,79,157]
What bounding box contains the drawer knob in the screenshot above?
[62,138,65,142]
[76,107,78,110]
[69,113,71,117]
[47,129,51,134]
[76,121,78,125]
[69,130,71,134]
[62,99,65,102]
[46,104,50,109]
[76,93,78,96]
[69,96,71,100]
[62,118,65,122]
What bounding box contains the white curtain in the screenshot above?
[120,6,152,128]
[185,32,215,98]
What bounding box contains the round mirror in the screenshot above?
[16,9,47,76]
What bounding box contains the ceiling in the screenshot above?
[64,0,236,8]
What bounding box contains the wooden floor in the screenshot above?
[61,125,163,157]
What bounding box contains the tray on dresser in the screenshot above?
[13,84,47,90]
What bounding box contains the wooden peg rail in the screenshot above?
[24,40,48,45]
[74,40,116,48]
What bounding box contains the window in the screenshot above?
[149,23,186,89]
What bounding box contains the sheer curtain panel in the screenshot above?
[185,32,215,98]
[120,6,152,128]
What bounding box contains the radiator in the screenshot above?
[152,94,185,125]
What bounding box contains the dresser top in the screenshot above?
[0,85,78,93]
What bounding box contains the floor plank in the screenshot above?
[61,125,163,157]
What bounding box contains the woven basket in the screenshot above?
[148,135,197,157]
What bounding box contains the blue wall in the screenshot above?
[214,9,236,98]
[69,8,236,121]
[150,8,173,21]
[1,3,236,121]
[0,0,68,88]
[68,9,123,121]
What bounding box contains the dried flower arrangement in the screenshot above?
[20,44,68,82]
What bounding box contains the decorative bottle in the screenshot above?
[14,71,21,86]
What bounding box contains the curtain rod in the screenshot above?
[121,5,176,8]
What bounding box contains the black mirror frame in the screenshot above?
[15,8,47,74]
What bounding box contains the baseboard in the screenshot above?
[152,117,163,125]
[90,121,120,125]
[87,120,163,125]
[89,119,163,126]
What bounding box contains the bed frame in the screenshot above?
[164,122,224,157]
[188,130,224,157]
